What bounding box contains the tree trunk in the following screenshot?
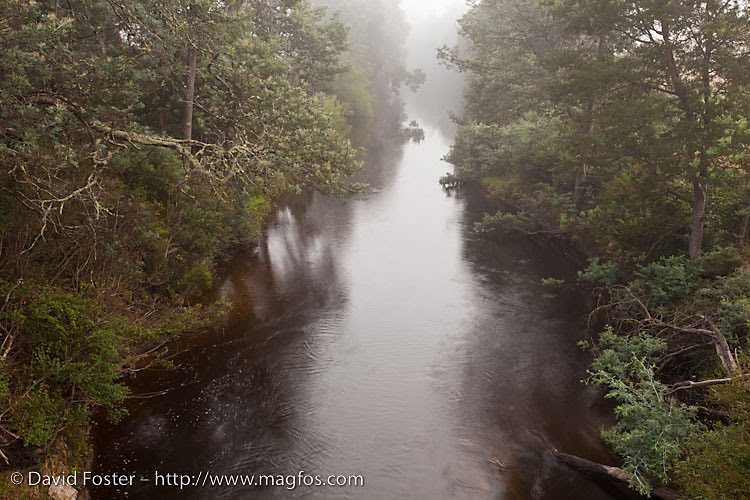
[572,121,592,211]
[573,174,585,212]
[182,46,198,144]
[181,0,198,172]
[688,174,707,263]
[551,450,682,500]
[158,86,168,132]
[573,35,605,212]
[10,6,23,30]
[712,327,739,375]
[739,210,749,244]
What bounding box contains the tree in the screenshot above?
[0,0,361,465]
[445,1,750,496]
[552,0,750,261]
[440,0,565,126]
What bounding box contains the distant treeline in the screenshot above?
[443,1,750,498]
[313,0,426,144]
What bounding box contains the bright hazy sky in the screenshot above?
[399,0,467,22]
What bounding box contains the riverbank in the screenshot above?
[0,426,90,500]
[85,112,623,500]
[453,168,749,498]
[442,1,750,496]
[0,1,428,493]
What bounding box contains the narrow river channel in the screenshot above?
[92,110,630,499]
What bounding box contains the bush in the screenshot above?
[13,388,65,447]
[587,328,696,494]
[696,266,750,343]
[674,381,750,500]
[25,291,129,409]
[1,288,130,452]
[631,256,698,306]
[588,344,696,494]
[578,257,618,286]
[177,260,215,301]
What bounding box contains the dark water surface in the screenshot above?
[92,116,628,500]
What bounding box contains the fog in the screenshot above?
[400,0,467,21]
[400,0,469,133]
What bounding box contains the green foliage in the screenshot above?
[579,167,693,257]
[699,245,743,276]
[589,327,667,380]
[331,61,375,134]
[674,381,750,500]
[587,330,695,494]
[445,123,507,182]
[63,405,91,462]
[448,0,750,495]
[313,0,414,142]
[631,256,698,307]
[676,421,750,500]
[25,291,129,409]
[177,260,214,301]
[599,362,696,495]
[447,113,568,186]
[0,0,361,285]
[578,258,618,286]
[696,266,750,343]
[446,0,750,259]
[13,388,65,447]
[277,4,350,92]
[140,302,227,341]
[581,265,750,495]
[480,176,510,194]
[440,0,563,126]
[318,95,352,137]
[475,212,536,234]
[439,173,460,190]
[389,66,426,93]
[0,0,366,461]
[541,277,565,287]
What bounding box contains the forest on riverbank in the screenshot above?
[443,1,750,498]
[0,0,420,489]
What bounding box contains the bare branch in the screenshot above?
[666,375,749,394]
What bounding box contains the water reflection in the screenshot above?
[93,116,630,500]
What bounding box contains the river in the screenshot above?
[92,110,631,499]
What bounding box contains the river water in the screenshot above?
[92,112,630,500]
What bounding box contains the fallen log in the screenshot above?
[550,450,681,500]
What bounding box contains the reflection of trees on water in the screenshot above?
[220,130,406,324]
[402,120,425,143]
[450,193,627,500]
[93,197,347,498]
[93,124,413,499]
[352,130,408,191]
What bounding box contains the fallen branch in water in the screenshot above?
[550,450,682,500]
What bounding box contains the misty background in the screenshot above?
[400,0,467,133]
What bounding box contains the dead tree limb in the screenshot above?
[550,450,682,500]
[666,374,749,395]
[614,286,740,375]
[644,317,739,375]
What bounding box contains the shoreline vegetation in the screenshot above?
[0,0,421,497]
[441,1,750,498]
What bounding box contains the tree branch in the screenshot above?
[666,375,748,395]
[551,450,682,500]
